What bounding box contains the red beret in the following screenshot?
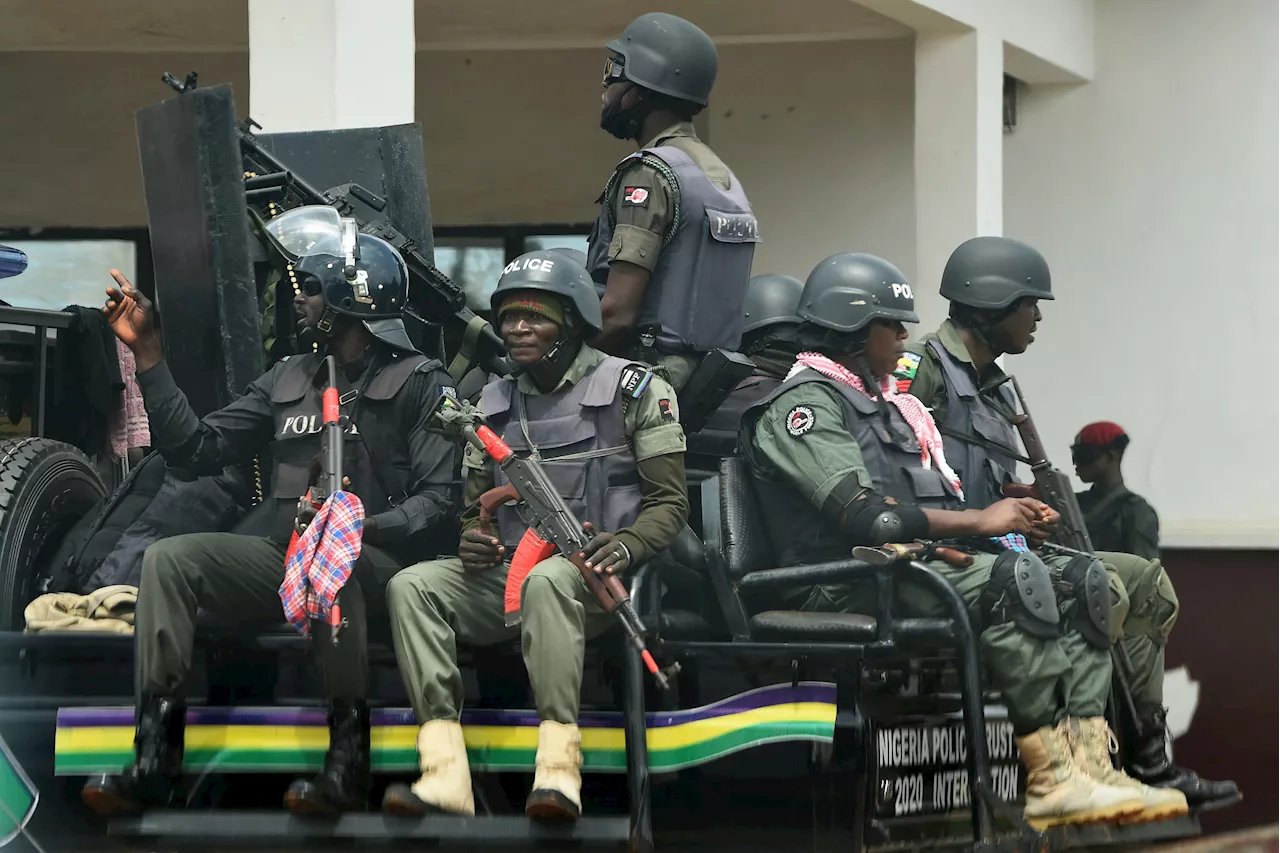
[1074,421,1127,447]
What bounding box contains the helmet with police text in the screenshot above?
[742,273,804,337]
[939,236,1054,310]
[490,249,603,336]
[796,253,919,336]
[604,13,718,106]
[263,205,416,351]
[0,245,27,280]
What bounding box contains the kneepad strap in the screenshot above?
[981,550,1060,639]
[1060,553,1112,650]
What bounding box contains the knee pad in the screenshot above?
[1061,553,1112,650]
[980,550,1060,640]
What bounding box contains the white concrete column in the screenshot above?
[248,0,415,132]
[912,28,1004,337]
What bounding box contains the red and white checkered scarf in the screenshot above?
[279,491,365,638]
[787,352,965,501]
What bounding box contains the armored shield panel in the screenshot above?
[135,83,262,418]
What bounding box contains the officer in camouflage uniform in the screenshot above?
[1071,422,1161,559]
[587,12,759,391]
[691,273,805,459]
[381,249,689,822]
[896,236,1236,810]
[81,207,462,818]
[740,252,1154,830]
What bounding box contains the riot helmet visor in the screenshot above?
[263,206,345,262]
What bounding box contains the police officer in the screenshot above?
[380,249,689,821]
[896,235,1236,810]
[1071,421,1161,559]
[587,12,759,391]
[691,273,804,459]
[739,252,1157,830]
[81,207,462,817]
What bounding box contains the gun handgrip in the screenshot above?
[1002,483,1040,500]
[478,483,520,531]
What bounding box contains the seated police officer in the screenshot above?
[381,249,688,821]
[896,236,1235,811]
[81,207,461,817]
[587,12,759,390]
[739,252,1152,830]
[692,273,804,458]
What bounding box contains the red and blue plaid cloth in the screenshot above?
[279,491,365,638]
[990,533,1031,552]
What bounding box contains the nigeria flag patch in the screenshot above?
[894,352,921,393]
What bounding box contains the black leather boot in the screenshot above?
[1123,706,1241,810]
[81,696,186,815]
[284,699,372,816]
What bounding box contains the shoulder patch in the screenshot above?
[620,366,654,400]
[622,186,649,207]
[658,398,675,423]
[785,405,815,437]
[893,351,921,393]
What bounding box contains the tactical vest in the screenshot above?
[586,145,759,354]
[926,340,1021,510]
[478,357,643,552]
[741,370,963,567]
[267,350,431,549]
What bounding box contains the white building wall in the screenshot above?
[1003,0,1278,547]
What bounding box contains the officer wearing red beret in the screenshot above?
[1071,421,1159,560]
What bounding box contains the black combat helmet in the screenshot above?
[263,206,417,350]
[797,252,919,335]
[490,248,603,335]
[939,236,1054,310]
[605,13,718,106]
[742,273,804,337]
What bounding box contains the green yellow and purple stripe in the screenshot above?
[55,681,836,776]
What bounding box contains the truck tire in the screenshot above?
[0,438,108,630]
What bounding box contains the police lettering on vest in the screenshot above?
[586,146,760,355]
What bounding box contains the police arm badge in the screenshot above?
[785,405,815,437]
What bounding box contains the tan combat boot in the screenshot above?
[525,721,583,821]
[1070,717,1188,823]
[381,719,475,816]
[1018,721,1145,829]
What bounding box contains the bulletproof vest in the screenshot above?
[267,349,429,549]
[478,358,642,553]
[741,369,963,567]
[586,145,759,354]
[926,340,1021,510]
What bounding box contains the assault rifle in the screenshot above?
[287,355,349,643]
[999,376,1094,553]
[432,392,679,690]
[160,70,509,382]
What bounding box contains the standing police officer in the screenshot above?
[739,252,1158,830]
[587,12,759,391]
[896,235,1236,810]
[380,249,689,822]
[1071,421,1161,559]
[81,207,462,817]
